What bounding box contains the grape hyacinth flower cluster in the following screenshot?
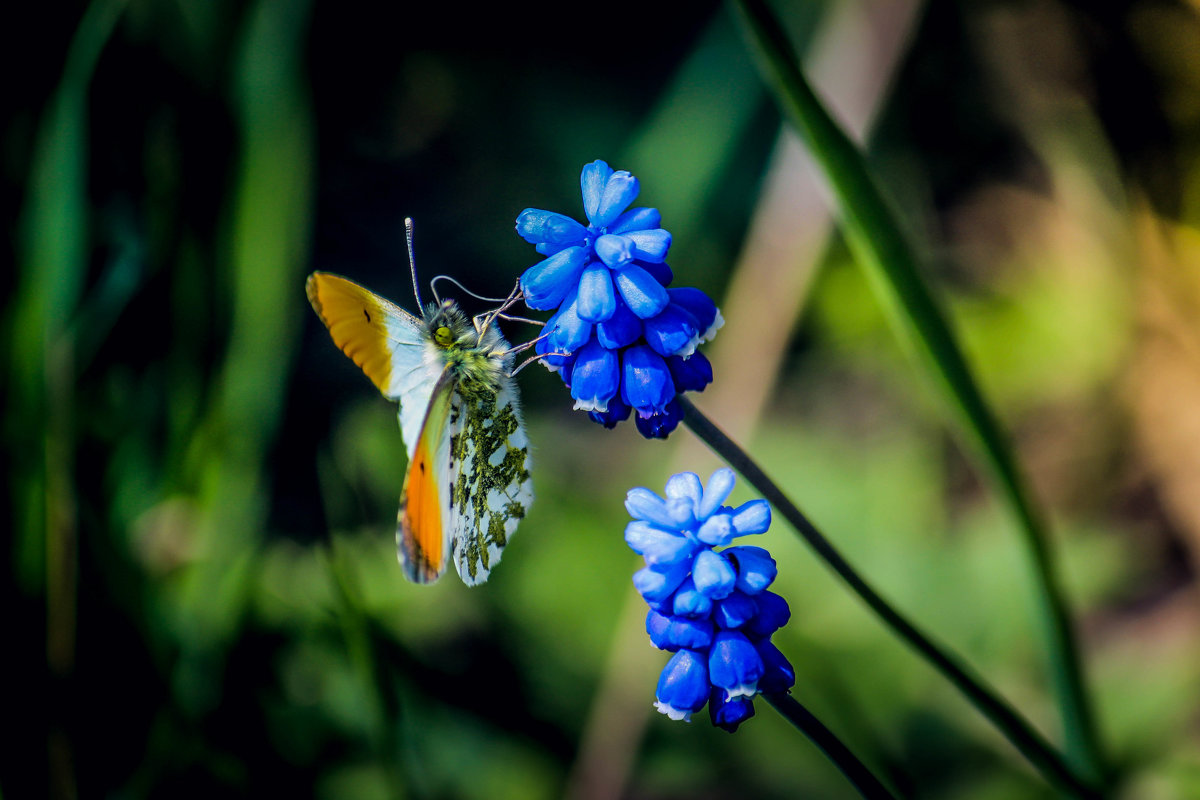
[517,160,723,438]
[625,468,795,731]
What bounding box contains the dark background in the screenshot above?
[5,0,1200,797]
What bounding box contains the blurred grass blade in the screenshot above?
[325,539,406,797]
[167,0,315,710]
[9,2,128,795]
[10,0,128,593]
[732,0,1105,787]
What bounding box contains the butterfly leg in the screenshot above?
[474,280,525,338]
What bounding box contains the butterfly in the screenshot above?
[305,229,533,585]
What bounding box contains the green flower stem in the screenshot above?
[762,692,898,800]
[730,0,1105,787]
[678,396,1098,797]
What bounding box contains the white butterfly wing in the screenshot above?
[389,331,439,461]
[446,379,534,585]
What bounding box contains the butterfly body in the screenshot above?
[419,299,511,397]
[306,272,532,585]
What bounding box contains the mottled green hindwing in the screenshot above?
[446,379,533,585]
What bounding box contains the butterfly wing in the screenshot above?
[305,272,436,458]
[445,378,534,585]
[310,272,534,585]
[396,368,457,583]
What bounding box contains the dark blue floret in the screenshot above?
[535,331,574,373]
[621,345,676,417]
[643,302,701,357]
[568,340,620,412]
[596,296,642,350]
[638,260,674,287]
[669,287,723,341]
[647,610,715,652]
[755,639,797,694]
[709,631,765,699]
[715,592,758,630]
[588,397,631,429]
[634,400,684,439]
[709,689,756,732]
[542,287,591,357]
[655,649,711,721]
[667,353,713,393]
[742,591,791,638]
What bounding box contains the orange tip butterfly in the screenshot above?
[306,220,533,585]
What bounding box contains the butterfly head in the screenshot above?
[423,298,512,392]
[424,299,473,347]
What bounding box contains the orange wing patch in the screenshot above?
[306,272,397,396]
[396,370,456,583]
[397,435,444,582]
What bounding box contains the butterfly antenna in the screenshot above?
[431,274,508,304]
[405,217,425,309]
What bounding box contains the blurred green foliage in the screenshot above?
[5,0,1200,798]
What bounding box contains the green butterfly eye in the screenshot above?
[434,326,453,347]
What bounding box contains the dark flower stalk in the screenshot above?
[763,692,898,800]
